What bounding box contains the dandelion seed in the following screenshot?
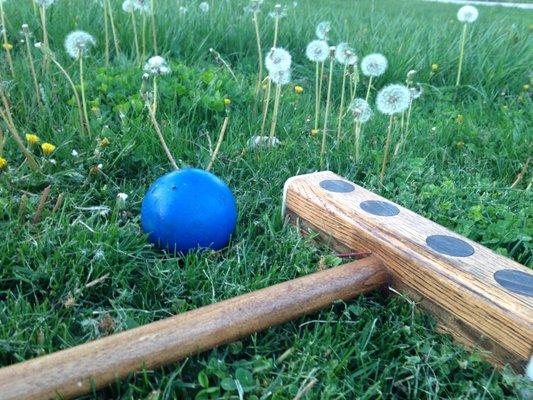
[305,40,329,63]
[315,21,331,40]
[376,84,410,115]
[41,142,56,156]
[199,2,209,12]
[64,31,96,59]
[143,55,171,75]
[457,5,478,23]
[265,47,291,73]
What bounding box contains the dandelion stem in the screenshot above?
[252,11,263,116]
[0,2,15,79]
[79,53,92,136]
[380,114,394,184]
[269,83,282,147]
[152,75,158,114]
[456,23,468,86]
[129,8,140,63]
[0,125,5,156]
[22,26,42,108]
[39,5,50,74]
[320,57,334,167]
[103,0,110,67]
[336,63,348,141]
[106,0,121,57]
[354,121,361,162]
[207,116,229,171]
[260,77,271,137]
[150,0,158,53]
[314,61,320,131]
[273,16,279,47]
[141,12,147,62]
[365,76,373,102]
[146,101,179,170]
[0,90,40,172]
[47,53,86,135]
[318,61,324,103]
[395,101,413,157]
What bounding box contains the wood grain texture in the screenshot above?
[283,171,533,370]
[0,257,387,400]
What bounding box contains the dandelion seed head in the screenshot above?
[361,53,388,77]
[376,84,411,115]
[143,56,171,76]
[133,0,151,13]
[305,40,329,63]
[270,68,291,86]
[265,47,291,73]
[268,4,287,19]
[335,42,356,65]
[457,5,478,23]
[244,0,263,13]
[315,21,331,40]
[64,31,96,59]
[199,2,209,12]
[122,0,134,12]
[349,98,372,123]
[410,85,423,100]
[33,0,56,7]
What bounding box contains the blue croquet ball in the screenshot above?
[141,168,237,253]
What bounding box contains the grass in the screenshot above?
[0,0,532,398]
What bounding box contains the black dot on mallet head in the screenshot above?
[360,200,400,217]
[319,179,355,193]
[426,234,475,257]
[494,269,533,297]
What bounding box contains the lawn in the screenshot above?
[0,0,532,398]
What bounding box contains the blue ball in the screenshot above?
[141,168,237,253]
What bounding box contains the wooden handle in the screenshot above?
[0,256,387,400]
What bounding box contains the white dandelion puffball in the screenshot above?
[335,42,356,65]
[410,85,423,100]
[361,53,388,77]
[349,98,372,124]
[133,0,151,13]
[457,5,478,23]
[305,40,329,63]
[268,4,287,19]
[245,0,263,13]
[315,21,331,40]
[376,84,411,115]
[34,0,56,7]
[64,31,96,59]
[122,0,134,12]
[270,69,291,86]
[144,56,171,75]
[199,2,209,12]
[265,47,291,73]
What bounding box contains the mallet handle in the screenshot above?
[0,256,387,400]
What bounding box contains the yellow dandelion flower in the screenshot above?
[523,84,530,92]
[0,157,7,170]
[223,98,231,106]
[100,137,110,148]
[3,43,13,51]
[41,143,56,156]
[294,85,304,94]
[431,63,439,72]
[26,133,40,144]
[456,114,464,124]
[310,129,318,137]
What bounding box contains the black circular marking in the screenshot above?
[426,235,474,257]
[494,269,533,297]
[319,179,355,193]
[360,200,400,217]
